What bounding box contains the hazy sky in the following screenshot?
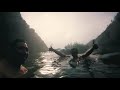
[21,12,118,49]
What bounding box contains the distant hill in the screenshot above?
[86,12,120,54]
[0,12,48,60]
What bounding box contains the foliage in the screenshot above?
[60,42,89,54]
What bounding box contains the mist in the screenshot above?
[21,12,118,49]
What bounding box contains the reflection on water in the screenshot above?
[39,58,60,75]
[40,67,60,75]
[38,52,61,77]
[35,51,120,78]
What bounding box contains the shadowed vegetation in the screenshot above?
[59,42,89,55]
[0,12,48,77]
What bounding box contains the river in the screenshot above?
[33,51,120,78]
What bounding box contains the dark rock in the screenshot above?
[87,12,120,65]
[87,12,120,54]
[99,52,120,65]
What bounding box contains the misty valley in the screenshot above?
[0,12,120,78]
